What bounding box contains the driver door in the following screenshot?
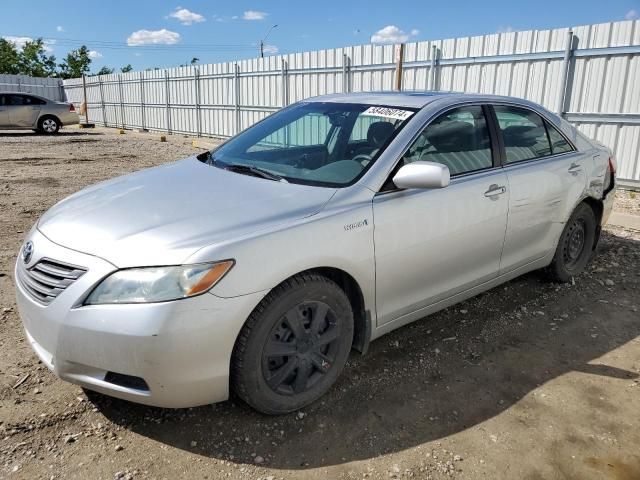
[373,105,509,325]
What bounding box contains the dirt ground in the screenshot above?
[1,127,639,480]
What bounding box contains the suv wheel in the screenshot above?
[546,203,597,282]
[231,273,354,414]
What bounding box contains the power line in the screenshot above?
[5,35,258,52]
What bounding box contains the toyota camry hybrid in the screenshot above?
[15,92,616,414]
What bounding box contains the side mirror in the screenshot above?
[392,161,450,189]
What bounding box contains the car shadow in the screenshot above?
[88,231,639,470]
[0,130,103,137]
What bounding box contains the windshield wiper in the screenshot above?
[222,163,287,182]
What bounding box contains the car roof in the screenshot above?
[305,91,540,110]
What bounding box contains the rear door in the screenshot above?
[492,104,587,273]
[373,104,509,324]
[7,94,43,127]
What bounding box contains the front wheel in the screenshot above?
[231,273,354,414]
[546,203,597,282]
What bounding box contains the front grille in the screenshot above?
[17,258,87,305]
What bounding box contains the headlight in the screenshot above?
[84,260,234,305]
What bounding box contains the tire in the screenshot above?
[38,116,60,134]
[231,273,354,414]
[546,202,597,282]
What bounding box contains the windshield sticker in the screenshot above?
[362,106,414,121]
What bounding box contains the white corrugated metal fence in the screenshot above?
[1,74,66,101]
[63,20,640,186]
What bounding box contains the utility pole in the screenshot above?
[260,24,278,58]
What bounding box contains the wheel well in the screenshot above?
[302,267,371,354]
[581,196,604,250]
[38,114,61,126]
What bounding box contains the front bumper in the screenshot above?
[15,229,264,408]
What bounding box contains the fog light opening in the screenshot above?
[104,372,150,392]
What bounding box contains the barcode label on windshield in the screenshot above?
[362,106,414,121]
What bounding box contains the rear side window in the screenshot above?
[1,94,45,106]
[401,105,493,176]
[545,120,574,154]
[3,94,25,106]
[494,105,551,163]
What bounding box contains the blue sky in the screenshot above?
[1,0,638,71]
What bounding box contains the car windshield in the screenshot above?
[203,102,416,187]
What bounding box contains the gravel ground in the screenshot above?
[613,189,640,216]
[1,127,639,480]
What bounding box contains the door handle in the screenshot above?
[484,184,506,197]
[568,163,582,174]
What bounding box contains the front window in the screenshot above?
[204,102,415,187]
[400,105,493,176]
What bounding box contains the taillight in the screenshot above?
[69,103,75,112]
[608,155,617,174]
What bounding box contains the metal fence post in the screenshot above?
[139,71,146,131]
[430,45,438,91]
[557,29,575,116]
[98,77,106,126]
[194,67,201,137]
[234,63,241,134]
[117,74,125,129]
[394,44,405,91]
[81,74,89,124]
[342,53,351,93]
[165,70,171,133]
[281,58,289,107]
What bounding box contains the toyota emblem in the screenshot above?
[22,241,34,264]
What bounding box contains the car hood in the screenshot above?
[37,158,337,267]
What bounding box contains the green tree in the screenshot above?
[58,45,92,79]
[120,64,133,73]
[0,38,20,74]
[190,57,199,65]
[96,66,114,75]
[17,39,57,77]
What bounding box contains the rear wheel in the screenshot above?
[546,203,596,282]
[231,273,354,414]
[38,116,60,134]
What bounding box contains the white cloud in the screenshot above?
[88,50,102,59]
[626,9,639,20]
[497,25,514,33]
[169,7,205,25]
[262,44,278,54]
[127,29,181,46]
[410,29,420,36]
[56,25,64,32]
[3,36,55,53]
[370,25,418,44]
[231,15,239,20]
[243,10,267,20]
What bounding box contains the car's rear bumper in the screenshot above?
[58,111,80,126]
[15,229,265,408]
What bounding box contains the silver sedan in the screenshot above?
[0,92,79,133]
[14,92,616,414]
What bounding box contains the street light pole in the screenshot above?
[260,24,278,58]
